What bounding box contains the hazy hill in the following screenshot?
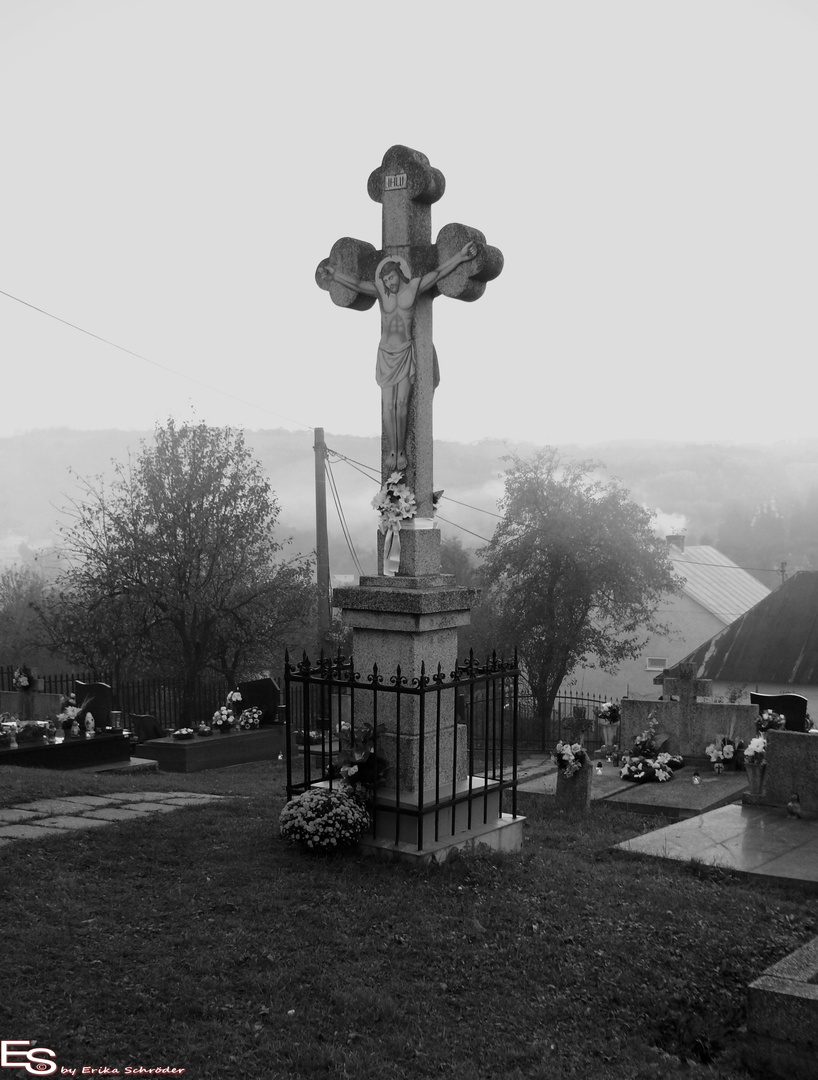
[2,428,818,582]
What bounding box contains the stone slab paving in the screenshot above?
[0,807,41,824]
[36,815,113,830]
[0,792,227,845]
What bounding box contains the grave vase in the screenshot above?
[745,762,766,796]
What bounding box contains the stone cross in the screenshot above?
[315,145,502,574]
[661,662,713,751]
[662,662,712,709]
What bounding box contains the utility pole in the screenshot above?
[314,427,332,651]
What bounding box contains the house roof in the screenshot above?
[670,544,770,624]
[662,570,818,686]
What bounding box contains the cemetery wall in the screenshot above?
[707,681,817,721]
[0,690,64,720]
[621,698,759,760]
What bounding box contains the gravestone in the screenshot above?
[621,663,758,761]
[75,681,113,729]
[750,692,810,732]
[237,677,281,724]
[743,729,818,814]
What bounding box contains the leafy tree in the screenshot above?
[0,565,54,672]
[440,535,478,587]
[470,449,682,727]
[47,419,314,718]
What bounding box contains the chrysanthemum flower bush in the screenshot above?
[279,787,371,851]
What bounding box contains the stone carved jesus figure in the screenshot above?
[319,242,477,471]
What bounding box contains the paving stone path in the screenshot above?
[0,791,228,847]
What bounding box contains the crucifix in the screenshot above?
[316,145,503,575]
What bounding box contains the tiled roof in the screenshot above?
[670,545,770,624]
[664,571,818,686]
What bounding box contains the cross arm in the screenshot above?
[433,223,504,302]
[315,236,380,312]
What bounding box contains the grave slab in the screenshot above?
[616,803,818,888]
[744,935,818,1079]
[0,731,131,770]
[137,727,285,772]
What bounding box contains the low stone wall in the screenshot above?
[744,729,818,813]
[0,690,65,721]
[620,698,759,761]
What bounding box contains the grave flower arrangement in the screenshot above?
[0,714,18,749]
[173,727,195,740]
[620,716,683,782]
[552,741,590,778]
[295,729,325,746]
[328,721,388,800]
[212,706,236,732]
[12,664,33,691]
[279,786,371,851]
[196,721,212,737]
[594,701,621,724]
[15,721,49,744]
[757,710,785,734]
[226,690,243,712]
[630,714,661,758]
[371,471,417,536]
[620,750,684,783]
[744,736,767,765]
[239,706,262,730]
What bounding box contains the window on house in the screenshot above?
[645,657,667,671]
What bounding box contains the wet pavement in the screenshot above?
[516,753,818,890]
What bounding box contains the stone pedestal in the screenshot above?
[335,553,524,861]
[335,571,474,796]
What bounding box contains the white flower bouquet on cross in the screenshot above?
[371,471,417,536]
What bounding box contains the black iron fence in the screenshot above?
[284,652,521,853]
[517,691,620,754]
[0,666,229,729]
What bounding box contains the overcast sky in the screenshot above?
[2,0,816,450]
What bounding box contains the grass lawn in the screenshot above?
[2,760,816,1079]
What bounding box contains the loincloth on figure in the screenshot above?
[375,342,440,391]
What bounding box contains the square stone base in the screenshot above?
[358,813,525,865]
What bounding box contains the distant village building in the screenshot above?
[660,570,818,716]
[575,535,770,702]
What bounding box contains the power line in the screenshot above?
[325,456,364,577]
[435,515,492,543]
[17,297,774,567]
[0,288,314,432]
